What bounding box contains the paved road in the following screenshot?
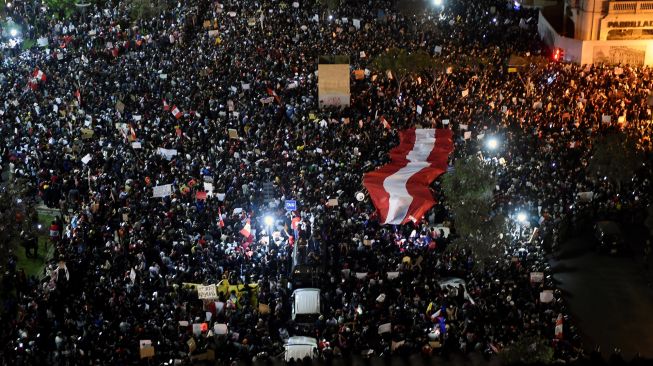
[550,230,653,360]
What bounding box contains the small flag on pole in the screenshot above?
[171,106,182,119]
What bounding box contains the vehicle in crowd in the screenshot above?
[284,336,318,362]
[291,288,321,325]
[594,221,624,255]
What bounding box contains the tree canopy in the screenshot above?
[587,130,643,189]
[441,155,507,264]
[371,48,431,94]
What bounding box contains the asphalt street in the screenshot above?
[550,228,653,360]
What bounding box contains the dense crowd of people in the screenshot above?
[1,0,652,364]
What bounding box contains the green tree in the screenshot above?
[587,131,643,189]
[441,155,507,263]
[126,0,169,22]
[371,48,431,95]
[0,177,33,258]
[45,0,85,19]
[499,336,555,365]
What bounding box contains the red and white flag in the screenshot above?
[162,99,170,111]
[171,106,182,119]
[32,68,46,82]
[218,208,225,228]
[239,219,252,238]
[363,128,453,225]
[266,88,281,103]
[554,314,564,339]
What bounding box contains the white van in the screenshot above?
[291,288,321,323]
[284,336,318,362]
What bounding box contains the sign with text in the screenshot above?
[197,285,218,299]
[285,200,297,211]
[318,63,350,108]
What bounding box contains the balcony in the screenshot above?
[609,1,653,14]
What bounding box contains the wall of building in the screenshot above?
[539,9,653,65]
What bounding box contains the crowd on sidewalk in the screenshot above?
[1,0,651,364]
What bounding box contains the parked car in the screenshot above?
[594,221,624,255]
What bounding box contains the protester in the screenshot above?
[0,0,651,364]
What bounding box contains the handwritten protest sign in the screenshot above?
[197,285,218,300]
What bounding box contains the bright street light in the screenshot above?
[264,215,274,227]
[433,0,443,5]
[9,28,18,37]
[487,138,499,150]
[516,212,528,223]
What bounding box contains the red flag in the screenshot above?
[239,219,251,237]
[32,68,46,82]
[162,99,170,111]
[291,216,301,231]
[266,88,281,103]
[74,89,81,104]
[218,208,225,228]
[171,106,182,119]
[129,125,137,141]
[363,129,453,225]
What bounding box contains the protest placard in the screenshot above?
[157,148,177,160]
[326,198,338,207]
[139,340,155,359]
[601,115,611,123]
[434,45,442,54]
[353,19,361,29]
[81,154,92,165]
[378,323,391,334]
[540,290,554,303]
[152,184,172,198]
[197,285,218,299]
[463,131,472,140]
[131,142,142,149]
[214,323,228,335]
[81,128,94,139]
[387,271,400,279]
[461,89,469,97]
[416,105,423,115]
[530,272,544,283]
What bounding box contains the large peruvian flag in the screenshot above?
[363,128,453,225]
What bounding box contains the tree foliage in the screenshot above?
[499,336,555,365]
[587,131,642,189]
[126,0,169,22]
[371,48,431,94]
[441,155,507,263]
[0,177,34,259]
[45,0,86,19]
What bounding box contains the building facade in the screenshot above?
[541,0,653,64]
